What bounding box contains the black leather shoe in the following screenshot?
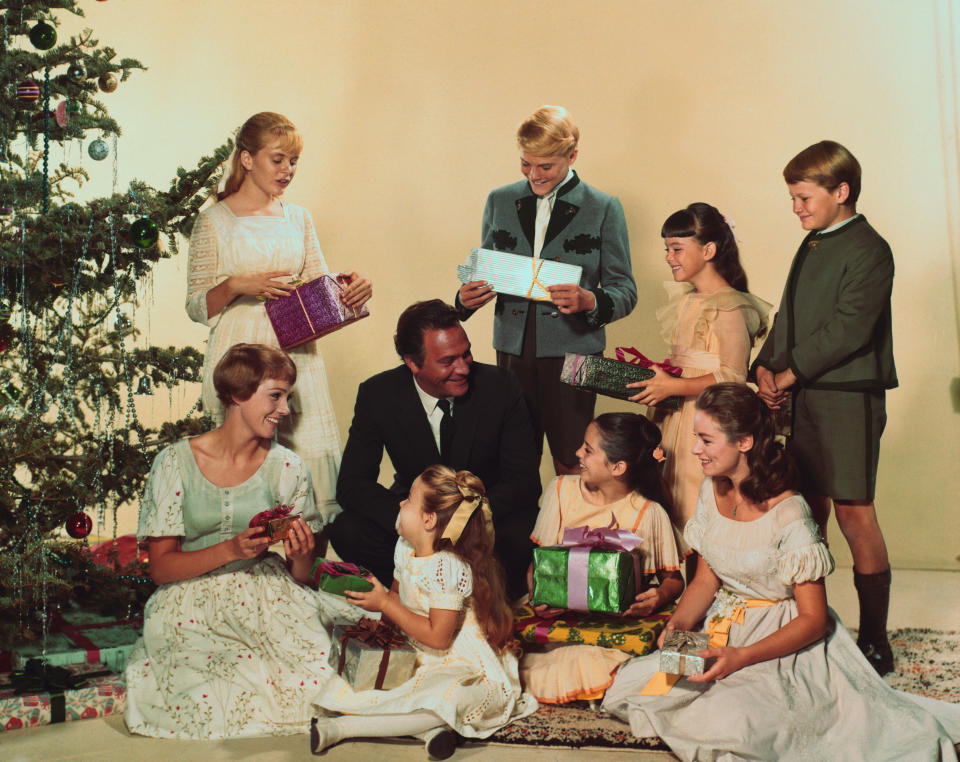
[426,728,458,760]
[859,640,895,676]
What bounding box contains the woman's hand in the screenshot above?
[226,271,296,300]
[338,271,372,309]
[283,518,316,583]
[546,283,595,314]
[657,620,676,650]
[459,280,496,311]
[627,366,677,405]
[345,575,390,613]
[687,646,750,682]
[624,588,662,618]
[227,527,273,561]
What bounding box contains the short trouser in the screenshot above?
[788,387,886,501]
[497,311,595,466]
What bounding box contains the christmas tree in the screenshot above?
[0,0,231,644]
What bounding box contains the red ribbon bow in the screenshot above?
[614,347,683,377]
[337,618,409,690]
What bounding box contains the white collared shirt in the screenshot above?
[817,212,861,235]
[413,378,453,451]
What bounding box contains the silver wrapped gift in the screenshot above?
[660,630,713,676]
[329,619,418,691]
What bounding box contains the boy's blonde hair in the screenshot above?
[783,140,861,205]
[516,105,579,158]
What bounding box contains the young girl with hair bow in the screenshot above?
[310,465,536,758]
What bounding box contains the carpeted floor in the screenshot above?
[484,628,960,750]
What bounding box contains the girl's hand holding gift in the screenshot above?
[227,270,296,301]
[337,271,373,309]
[627,365,679,406]
[687,646,749,683]
[624,587,663,618]
[532,603,567,619]
[345,575,391,613]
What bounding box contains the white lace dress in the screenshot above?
[312,538,538,737]
[124,439,351,740]
[186,201,342,522]
[602,479,960,762]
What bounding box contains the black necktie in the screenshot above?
[438,398,454,464]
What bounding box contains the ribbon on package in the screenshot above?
[525,258,550,301]
[337,618,408,690]
[51,612,142,665]
[614,347,683,378]
[664,630,703,674]
[314,560,366,578]
[560,525,643,613]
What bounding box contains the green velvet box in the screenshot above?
[560,353,681,409]
[531,545,638,615]
[310,559,375,596]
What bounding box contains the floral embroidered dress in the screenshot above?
[651,283,770,549]
[312,537,538,737]
[602,479,960,762]
[124,438,337,739]
[520,475,682,704]
[186,202,342,522]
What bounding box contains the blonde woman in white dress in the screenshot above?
[186,112,371,523]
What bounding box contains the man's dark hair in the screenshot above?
[394,299,461,366]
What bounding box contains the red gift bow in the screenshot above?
[614,347,683,377]
[314,560,366,578]
[337,618,409,690]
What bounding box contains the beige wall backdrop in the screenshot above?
[63,0,959,569]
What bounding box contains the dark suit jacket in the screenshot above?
[333,362,541,558]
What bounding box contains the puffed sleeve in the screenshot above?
[298,208,331,282]
[138,445,185,539]
[530,477,563,546]
[705,291,772,383]
[775,499,836,585]
[274,448,321,531]
[682,480,713,553]
[636,501,682,574]
[417,552,472,611]
[185,208,224,328]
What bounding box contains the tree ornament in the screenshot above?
[66,99,82,115]
[29,21,57,50]
[98,72,119,93]
[0,206,13,217]
[129,217,159,248]
[88,138,109,161]
[0,338,7,354]
[135,376,153,395]
[3,383,22,402]
[67,62,87,82]
[55,101,70,128]
[16,80,41,103]
[65,511,93,540]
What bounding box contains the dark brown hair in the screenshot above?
[419,465,513,650]
[694,383,800,502]
[782,140,861,206]
[393,300,461,366]
[661,202,748,292]
[592,413,672,514]
[213,343,296,407]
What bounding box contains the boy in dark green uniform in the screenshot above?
[753,140,897,675]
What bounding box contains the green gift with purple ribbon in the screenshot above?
[530,526,642,615]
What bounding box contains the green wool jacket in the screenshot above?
[456,172,636,358]
[752,215,898,390]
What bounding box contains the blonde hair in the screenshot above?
[783,140,861,206]
[218,112,304,201]
[516,105,579,158]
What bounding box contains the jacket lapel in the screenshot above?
[515,195,537,252]
[397,374,442,462]
[447,382,479,468]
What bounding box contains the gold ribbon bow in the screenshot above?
[441,486,494,545]
[525,257,550,301]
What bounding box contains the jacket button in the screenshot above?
[512,309,519,315]
[551,312,559,318]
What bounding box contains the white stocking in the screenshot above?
[312,710,444,753]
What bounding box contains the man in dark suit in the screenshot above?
[329,299,541,599]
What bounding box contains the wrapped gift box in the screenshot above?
[11,609,141,673]
[560,352,682,409]
[311,559,374,596]
[265,273,369,350]
[457,247,583,302]
[329,619,417,691]
[532,544,638,615]
[514,603,671,657]
[660,630,713,676]
[0,660,125,732]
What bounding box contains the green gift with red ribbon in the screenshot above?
[559,348,683,409]
[310,558,375,596]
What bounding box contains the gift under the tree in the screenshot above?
[0,659,125,732]
[560,350,682,409]
[660,629,713,676]
[329,618,417,691]
[531,526,644,615]
[514,603,671,657]
[311,559,375,596]
[265,273,370,350]
[11,609,141,673]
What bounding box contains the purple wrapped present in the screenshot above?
[265,273,369,349]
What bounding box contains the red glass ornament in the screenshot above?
[66,511,93,539]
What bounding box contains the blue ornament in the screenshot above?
[88,138,109,161]
[29,21,57,50]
